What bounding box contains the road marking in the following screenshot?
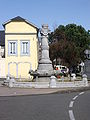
[69,101,74,108]
[73,95,78,100]
[79,92,85,95]
[69,92,85,120]
[69,110,75,120]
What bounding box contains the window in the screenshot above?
[20,40,30,55]
[8,41,17,55]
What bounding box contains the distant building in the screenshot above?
[0,31,5,78]
[0,46,4,58]
[0,30,5,46]
[0,30,5,58]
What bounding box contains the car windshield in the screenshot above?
[62,67,66,69]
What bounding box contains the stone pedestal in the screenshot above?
[9,78,15,88]
[36,77,51,82]
[71,73,76,81]
[82,74,88,86]
[50,76,56,88]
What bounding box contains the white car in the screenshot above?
[54,65,69,74]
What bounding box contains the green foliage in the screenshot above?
[65,24,89,49]
[49,24,90,68]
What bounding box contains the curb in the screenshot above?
[0,86,90,97]
[52,86,90,94]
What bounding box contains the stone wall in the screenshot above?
[8,79,88,88]
[0,58,5,78]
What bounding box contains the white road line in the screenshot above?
[69,92,85,120]
[73,95,78,100]
[69,110,75,120]
[79,92,85,95]
[69,101,74,108]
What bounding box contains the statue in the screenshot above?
[40,24,50,37]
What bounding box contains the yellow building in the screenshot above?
[3,16,39,78]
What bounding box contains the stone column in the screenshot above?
[39,25,51,62]
[36,24,54,81]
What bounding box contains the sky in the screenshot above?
[0,0,90,31]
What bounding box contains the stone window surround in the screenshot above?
[8,40,18,56]
[8,40,30,56]
[20,40,30,56]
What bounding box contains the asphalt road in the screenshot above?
[73,91,90,120]
[0,90,90,120]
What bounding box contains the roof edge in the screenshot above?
[2,16,39,30]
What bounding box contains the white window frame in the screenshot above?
[20,40,30,56]
[8,40,18,56]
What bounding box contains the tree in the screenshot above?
[49,25,66,43]
[49,24,90,70]
[50,40,80,68]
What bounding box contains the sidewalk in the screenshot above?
[0,86,65,96]
[0,82,90,96]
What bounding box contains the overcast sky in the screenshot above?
[0,0,90,31]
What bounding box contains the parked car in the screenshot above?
[55,65,69,73]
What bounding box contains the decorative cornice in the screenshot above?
[5,33,37,35]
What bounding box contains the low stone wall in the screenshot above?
[9,81,50,88]
[56,81,87,88]
[7,78,88,88]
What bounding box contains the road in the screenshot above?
[0,90,90,120]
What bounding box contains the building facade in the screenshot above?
[0,16,39,78]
